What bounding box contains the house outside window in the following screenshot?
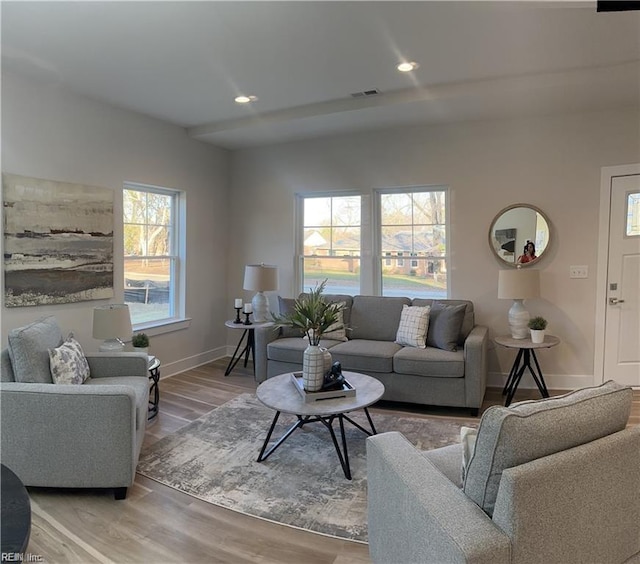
[297,187,448,298]
[298,194,361,295]
[379,189,448,298]
[123,184,184,327]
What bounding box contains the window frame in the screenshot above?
[295,186,450,298]
[375,186,450,298]
[295,191,363,295]
[123,182,187,332]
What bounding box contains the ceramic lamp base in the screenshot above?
[99,338,125,352]
[508,299,530,339]
[251,291,270,323]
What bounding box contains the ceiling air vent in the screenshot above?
[351,88,381,98]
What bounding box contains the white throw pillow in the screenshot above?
[395,305,431,348]
[460,426,478,483]
[49,333,91,384]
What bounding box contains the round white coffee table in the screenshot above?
[256,371,385,480]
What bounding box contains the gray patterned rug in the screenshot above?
[137,393,472,542]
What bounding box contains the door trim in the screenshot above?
[595,163,640,383]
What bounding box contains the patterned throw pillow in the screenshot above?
[322,302,348,341]
[49,333,91,384]
[395,305,431,348]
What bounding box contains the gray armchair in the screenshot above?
[1,317,149,500]
[367,381,640,564]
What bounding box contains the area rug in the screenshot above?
[137,393,474,543]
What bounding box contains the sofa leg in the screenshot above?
[114,487,127,500]
[470,408,479,417]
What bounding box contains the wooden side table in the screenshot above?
[224,320,274,376]
[495,335,560,406]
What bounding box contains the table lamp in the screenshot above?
[243,264,279,323]
[93,304,132,352]
[498,268,540,339]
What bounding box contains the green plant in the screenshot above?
[132,333,150,348]
[272,279,343,346]
[527,316,548,331]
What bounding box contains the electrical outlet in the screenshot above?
[570,265,588,279]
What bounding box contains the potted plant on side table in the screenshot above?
[272,279,343,392]
[131,332,150,355]
[528,316,547,344]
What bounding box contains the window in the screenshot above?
[379,189,447,298]
[298,194,361,294]
[123,184,184,327]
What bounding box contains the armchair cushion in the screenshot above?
[8,316,63,383]
[464,380,632,516]
[49,333,91,385]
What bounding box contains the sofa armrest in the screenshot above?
[254,325,281,383]
[463,325,488,409]
[492,427,640,564]
[85,352,148,378]
[0,381,139,488]
[367,432,511,564]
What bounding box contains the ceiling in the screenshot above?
[2,1,639,150]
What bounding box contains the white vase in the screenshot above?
[303,345,330,392]
[134,346,149,356]
[530,329,545,344]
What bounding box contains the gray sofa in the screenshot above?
[366,380,640,564]
[255,295,488,414]
[1,316,149,499]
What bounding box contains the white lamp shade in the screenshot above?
[92,304,132,340]
[243,264,279,292]
[498,269,540,300]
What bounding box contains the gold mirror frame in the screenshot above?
[488,203,551,267]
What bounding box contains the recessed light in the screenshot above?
[235,95,258,104]
[397,61,419,73]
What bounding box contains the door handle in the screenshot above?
[609,297,625,305]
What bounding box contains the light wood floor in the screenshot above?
[25,360,640,563]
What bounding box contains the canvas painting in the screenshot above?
[3,173,114,307]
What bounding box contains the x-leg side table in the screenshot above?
[495,335,560,406]
[224,320,273,376]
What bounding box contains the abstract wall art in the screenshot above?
[3,173,114,307]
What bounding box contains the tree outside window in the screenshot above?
[379,190,447,298]
[123,185,182,326]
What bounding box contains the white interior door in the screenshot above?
[604,174,640,386]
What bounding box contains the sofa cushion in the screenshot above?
[395,305,430,348]
[425,302,466,351]
[412,299,475,345]
[277,297,305,338]
[268,337,342,365]
[329,340,402,373]
[322,303,348,341]
[350,296,410,341]
[8,316,63,383]
[49,334,91,385]
[463,380,632,517]
[392,346,464,378]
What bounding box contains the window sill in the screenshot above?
[132,317,192,338]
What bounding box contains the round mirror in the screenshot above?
[488,204,551,266]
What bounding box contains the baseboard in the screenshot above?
[158,347,228,379]
[488,371,597,392]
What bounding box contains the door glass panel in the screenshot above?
[626,192,640,236]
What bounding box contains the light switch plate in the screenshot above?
[570,265,588,279]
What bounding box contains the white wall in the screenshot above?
[229,108,640,390]
[1,72,230,376]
